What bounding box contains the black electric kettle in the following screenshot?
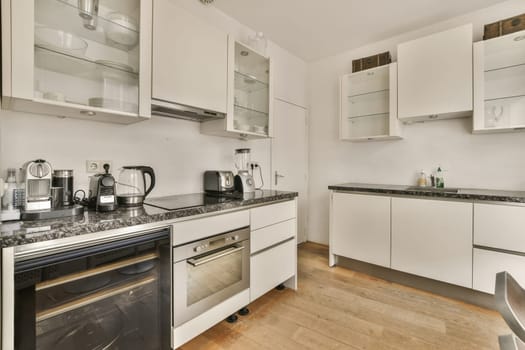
[116,166,156,207]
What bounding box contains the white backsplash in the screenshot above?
[0,109,271,197]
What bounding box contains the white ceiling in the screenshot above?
[213,0,507,61]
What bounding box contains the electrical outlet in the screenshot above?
[86,160,113,173]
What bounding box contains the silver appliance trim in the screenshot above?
[2,247,15,350]
[14,226,172,262]
[151,99,226,122]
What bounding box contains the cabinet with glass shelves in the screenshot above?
[339,64,401,141]
[201,36,273,139]
[473,30,525,133]
[1,0,152,124]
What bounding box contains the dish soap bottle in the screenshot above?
[435,167,445,188]
[417,171,427,187]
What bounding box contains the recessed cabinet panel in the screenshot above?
[391,197,473,288]
[398,24,473,122]
[331,193,391,268]
[2,0,150,123]
[250,238,295,301]
[473,248,525,294]
[339,64,401,141]
[152,0,227,114]
[474,203,525,253]
[474,30,525,133]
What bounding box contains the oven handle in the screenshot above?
[187,245,245,267]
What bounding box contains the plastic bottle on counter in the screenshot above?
[2,168,17,210]
[417,171,428,187]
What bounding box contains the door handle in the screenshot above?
[274,171,285,186]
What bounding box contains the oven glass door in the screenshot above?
[14,229,171,350]
[173,240,249,327]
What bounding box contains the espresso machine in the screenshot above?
[22,159,52,211]
[234,148,255,193]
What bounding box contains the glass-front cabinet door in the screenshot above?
[339,63,401,142]
[473,30,525,133]
[231,41,271,137]
[1,0,152,124]
[201,36,273,139]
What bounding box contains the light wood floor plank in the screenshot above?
[179,242,510,350]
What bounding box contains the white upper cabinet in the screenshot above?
[1,0,152,124]
[473,30,525,133]
[397,24,473,122]
[151,0,228,117]
[201,37,273,139]
[339,63,401,141]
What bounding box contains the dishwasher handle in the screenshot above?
[187,245,245,267]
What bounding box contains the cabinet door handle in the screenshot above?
[274,171,285,186]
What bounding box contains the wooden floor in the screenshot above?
[180,243,510,350]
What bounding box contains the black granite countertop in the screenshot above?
[328,183,525,203]
[0,190,297,248]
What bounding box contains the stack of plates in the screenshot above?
[88,98,138,113]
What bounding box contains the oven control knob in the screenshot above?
[194,244,207,252]
[233,235,239,241]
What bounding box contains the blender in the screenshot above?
[234,148,255,193]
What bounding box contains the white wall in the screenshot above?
[0,0,307,198]
[308,0,525,244]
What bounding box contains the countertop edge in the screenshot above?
[328,185,525,203]
[1,192,298,249]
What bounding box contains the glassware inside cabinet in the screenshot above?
[33,0,140,115]
[481,30,525,129]
[341,66,391,140]
[233,42,270,136]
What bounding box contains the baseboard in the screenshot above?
[335,255,495,310]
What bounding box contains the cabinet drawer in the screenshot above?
[251,218,296,254]
[250,200,296,231]
[473,248,525,294]
[172,210,249,246]
[474,203,525,253]
[250,238,296,301]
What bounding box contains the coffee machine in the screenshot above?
[234,148,255,193]
[22,159,52,211]
[88,163,117,212]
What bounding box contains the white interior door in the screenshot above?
[271,99,308,243]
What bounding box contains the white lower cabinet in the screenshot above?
[474,203,525,252]
[473,248,525,294]
[172,199,298,348]
[391,198,473,288]
[250,238,296,301]
[472,203,525,294]
[330,192,391,267]
[249,200,298,301]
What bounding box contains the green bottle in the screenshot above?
[435,167,445,188]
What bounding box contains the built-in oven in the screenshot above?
[6,227,171,350]
[172,226,250,327]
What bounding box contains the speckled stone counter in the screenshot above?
[328,183,525,203]
[0,190,297,248]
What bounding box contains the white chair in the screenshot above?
[499,334,525,350]
[495,271,525,350]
